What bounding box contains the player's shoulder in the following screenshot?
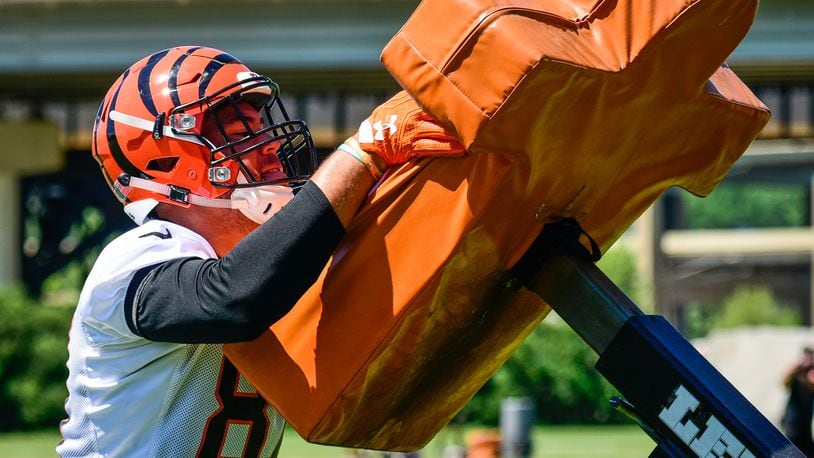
[93,219,216,276]
[119,218,210,247]
[124,219,209,246]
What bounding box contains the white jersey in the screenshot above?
[58,219,285,458]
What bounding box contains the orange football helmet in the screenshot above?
[92,46,317,224]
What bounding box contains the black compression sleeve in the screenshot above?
[125,181,345,343]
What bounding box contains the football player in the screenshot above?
[58,46,463,457]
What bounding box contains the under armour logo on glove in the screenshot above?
[346,91,466,168]
[358,115,398,143]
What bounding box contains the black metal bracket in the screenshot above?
[510,220,802,457]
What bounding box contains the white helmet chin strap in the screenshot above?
[231,173,295,225]
[116,174,295,226]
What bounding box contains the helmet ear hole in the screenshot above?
[146,157,180,173]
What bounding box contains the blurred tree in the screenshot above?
[682,283,801,339]
[21,151,131,296]
[681,182,807,229]
[711,284,801,329]
[460,323,622,425]
[460,244,643,425]
[598,242,653,312]
[0,286,72,430]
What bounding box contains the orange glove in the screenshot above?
[341,91,466,176]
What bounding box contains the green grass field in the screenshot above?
[1,425,654,457]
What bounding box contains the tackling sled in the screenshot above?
[225,0,769,450]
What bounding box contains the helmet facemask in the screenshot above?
[171,75,317,191]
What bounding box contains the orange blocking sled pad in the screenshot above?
[226,0,770,451]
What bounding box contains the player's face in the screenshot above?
[201,101,287,184]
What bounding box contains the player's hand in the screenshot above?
[345,91,466,169]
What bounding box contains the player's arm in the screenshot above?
[125,179,345,343]
[124,92,465,344]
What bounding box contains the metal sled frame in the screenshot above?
[511,220,802,457]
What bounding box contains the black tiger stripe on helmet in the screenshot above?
[106,68,153,183]
[168,46,204,107]
[137,49,171,117]
[198,53,242,99]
